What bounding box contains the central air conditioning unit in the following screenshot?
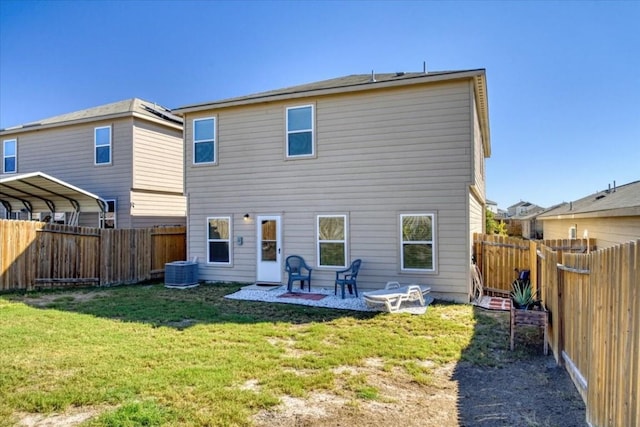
[164,260,199,289]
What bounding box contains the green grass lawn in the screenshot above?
[0,283,512,426]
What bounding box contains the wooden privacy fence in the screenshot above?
[474,233,639,427]
[0,220,186,291]
[473,234,596,295]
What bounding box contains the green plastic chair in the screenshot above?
[285,255,313,292]
[334,259,362,299]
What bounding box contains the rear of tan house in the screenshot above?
[0,99,186,228]
[175,70,491,301]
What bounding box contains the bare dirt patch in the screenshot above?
[17,406,107,427]
[253,356,586,427]
[18,291,108,308]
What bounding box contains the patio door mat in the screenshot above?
[475,295,512,311]
[278,292,327,301]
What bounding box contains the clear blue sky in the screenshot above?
[1,0,638,209]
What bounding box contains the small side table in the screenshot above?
[510,307,548,355]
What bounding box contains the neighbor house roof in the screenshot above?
[538,180,640,220]
[512,206,547,220]
[508,201,534,210]
[0,171,107,214]
[173,69,491,156]
[0,98,183,135]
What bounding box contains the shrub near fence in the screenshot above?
[0,219,186,291]
[474,233,639,427]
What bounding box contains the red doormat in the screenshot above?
[278,292,327,301]
[475,295,512,311]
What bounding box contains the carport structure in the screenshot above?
[0,172,106,225]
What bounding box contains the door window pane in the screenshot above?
[261,220,277,262]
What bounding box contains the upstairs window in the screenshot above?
[3,139,17,173]
[194,118,216,164]
[286,105,314,157]
[94,126,111,165]
[400,214,436,272]
[317,215,347,268]
[207,216,231,264]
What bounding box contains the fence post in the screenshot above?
[529,240,538,298]
[556,252,565,367]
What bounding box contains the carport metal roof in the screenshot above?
[0,172,106,215]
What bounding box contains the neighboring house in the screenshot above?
[486,199,498,214]
[503,200,545,237]
[507,200,543,217]
[538,180,640,248]
[518,209,546,239]
[173,69,491,301]
[0,98,186,228]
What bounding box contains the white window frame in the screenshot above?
[316,214,347,268]
[3,139,17,173]
[193,117,216,165]
[285,104,315,158]
[100,200,117,229]
[207,216,232,265]
[94,126,112,165]
[569,225,577,240]
[400,213,436,272]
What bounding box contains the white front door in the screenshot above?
[256,215,282,283]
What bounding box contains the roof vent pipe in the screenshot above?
[569,201,573,211]
[614,180,616,192]
[608,183,611,193]
[370,70,376,83]
[423,61,427,74]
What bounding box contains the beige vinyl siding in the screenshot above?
[471,89,486,198]
[541,216,640,248]
[469,192,484,238]
[131,215,186,228]
[0,120,132,192]
[132,119,183,193]
[130,191,186,219]
[186,80,475,300]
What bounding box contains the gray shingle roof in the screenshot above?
[538,180,640,218]
[1,98,182,134]
[173,69,484,112]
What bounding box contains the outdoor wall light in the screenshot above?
[243,213,250,221]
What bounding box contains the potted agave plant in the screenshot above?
[509,273,548,354]
[510,278,537,310]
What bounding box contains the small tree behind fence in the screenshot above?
[0,220,186,291]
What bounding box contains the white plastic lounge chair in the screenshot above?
[363,281,431,313]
